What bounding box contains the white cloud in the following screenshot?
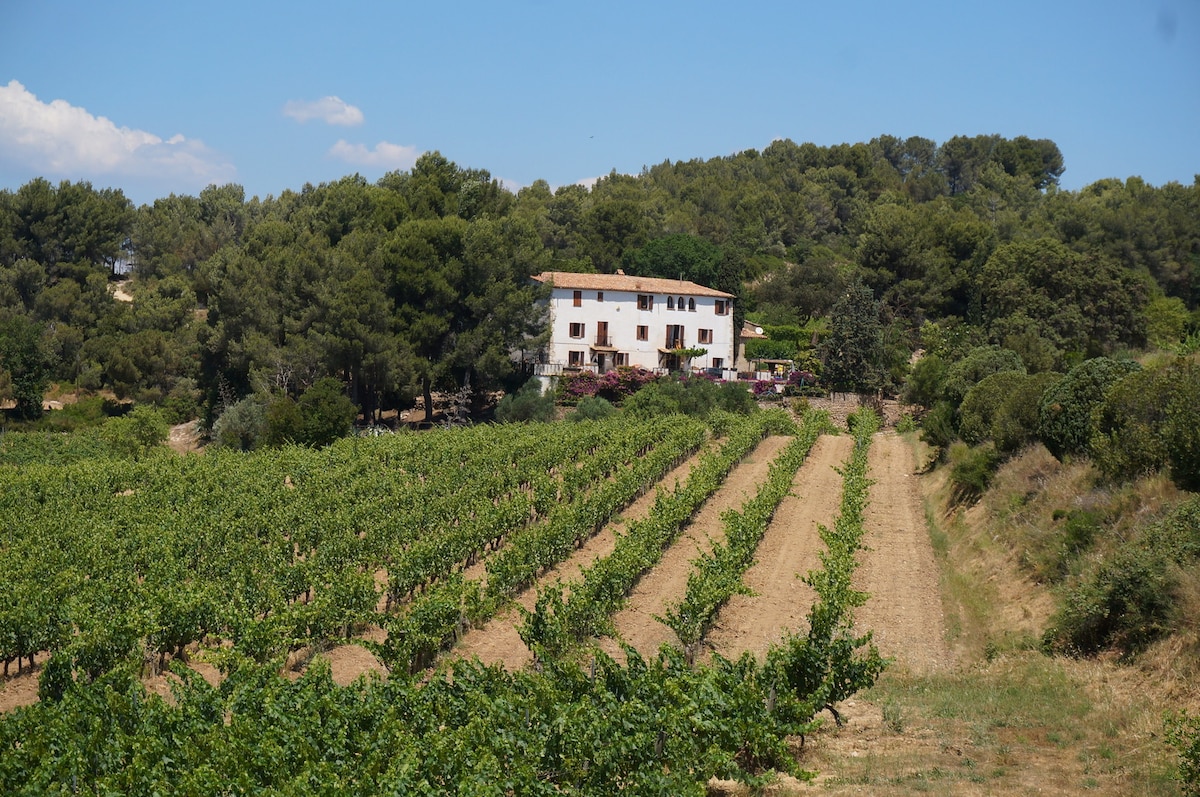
[0,79,235,186]
[329,139,421,170]
[575,176,602,190]
[283,96,364,126]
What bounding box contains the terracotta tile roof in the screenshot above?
[532,271,734,299]
[741,321,768,339]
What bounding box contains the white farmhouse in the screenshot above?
[531,271,736,376]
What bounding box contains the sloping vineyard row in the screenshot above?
[0,409,889,795]
[660,411,832,659]
[0,416,701,681]
[517,409,803,657]
[369,412,785,674]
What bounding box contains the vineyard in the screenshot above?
[0,408,892,794]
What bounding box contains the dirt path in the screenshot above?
[852,431,951,674]
[450,440,711,670]
[706,433,853,659]
[597,436,795,661]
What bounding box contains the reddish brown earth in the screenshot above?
[0,666,39,713]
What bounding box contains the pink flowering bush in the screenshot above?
[557,366,660,405]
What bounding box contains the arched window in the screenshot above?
[688,298,696,311]
[667,296,675,310]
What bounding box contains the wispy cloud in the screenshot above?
[283,96,364,126]
[0,80,235,186]
[329,139,421,169]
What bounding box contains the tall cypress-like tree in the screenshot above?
[819,282,883,394]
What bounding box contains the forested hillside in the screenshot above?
[2,134,1197,428]
[4,134,1200,791]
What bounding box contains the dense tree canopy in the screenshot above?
[0,134,1196,433]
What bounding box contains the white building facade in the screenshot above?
[531,271,736,376]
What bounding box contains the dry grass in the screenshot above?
[789,436,1194,795]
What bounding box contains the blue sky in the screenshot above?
[1,0,1197,206]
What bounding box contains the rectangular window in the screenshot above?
[666,324,685,349]
[596,291,604,302]
[712,357,724,370]
[568,350,584,366]
[636,325,648,341]
[698,329,713,344]
[573,290,582,307]
[614,352,628,366]
[637,294,653,311]
[569,322,585,339]
[714,299,728,315]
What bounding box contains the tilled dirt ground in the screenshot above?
[449,440,711,670]
[852,431,951,674]
[706,433,854,659]
[595,436,796,662]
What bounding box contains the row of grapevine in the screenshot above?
[378,416,690,605]
[518,409,798,658]
[0,408,896,794]
[659,410,832,659]
[0,639,823,794]
[0,417,705,682]
[367,418,710,673]
[769,408,886,725]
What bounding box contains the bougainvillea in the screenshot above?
[557,366,660,405]
[752,380,776,396]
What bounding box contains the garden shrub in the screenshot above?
[1036,356,1140,461]
[918,400,957,455]
[1090,366,1173,482]
[781,369,821,397]
[495,378,555,423]
[262,378,358,446]
[1162,361,1200,491]
[263,395,304,446]
[622,374,755,419]
[940,345,1025,408]
[1044,496,1200,657]
[1166,710,1200,796]
[160,377,202,425]
[901,353,947,409]
[100,405,169,459]
[957,370,1027,446]
[1045,546,1176,656]
[294,378,358,446]
[991,371,1062,455]
[211,397,267,450]
[567,396,616,422]
[947,441,1001,504]
[556,366,658,405]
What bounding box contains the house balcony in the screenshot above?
[664,336,685,349]
[593,334,614,348]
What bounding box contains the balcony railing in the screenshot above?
[594,334,613,347]
[665,336,685,349]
